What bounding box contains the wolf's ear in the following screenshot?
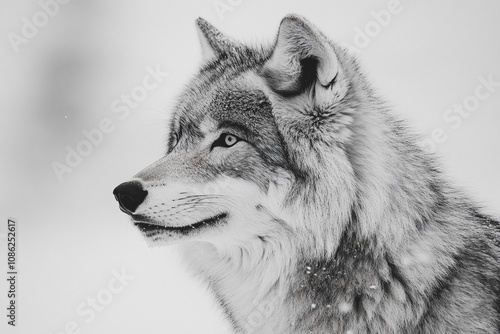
[262,15,341,100]
[196,18,235,63]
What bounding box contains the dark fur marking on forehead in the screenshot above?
[209,89,289,168]
[209,89,274,134]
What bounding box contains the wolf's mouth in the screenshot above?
[133,212,228,235]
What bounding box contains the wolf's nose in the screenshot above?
[113,181,148,214]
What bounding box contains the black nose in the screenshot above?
[113,181,148,214]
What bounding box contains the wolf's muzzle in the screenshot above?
[113,181,148,214]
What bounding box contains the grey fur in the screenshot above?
[116,14,500,334]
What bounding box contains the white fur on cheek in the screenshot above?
[134,181,233,227]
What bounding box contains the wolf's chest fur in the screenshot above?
[186,214,499,334]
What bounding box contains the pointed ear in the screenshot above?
[262,15,340,97]
[196,18,235,63]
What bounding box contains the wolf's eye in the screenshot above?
[224,134,237,146]
[211,133,240,149]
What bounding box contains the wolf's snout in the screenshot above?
[113,181,148,214]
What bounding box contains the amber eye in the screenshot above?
[211,133,241,149]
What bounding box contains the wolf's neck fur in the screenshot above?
[181,161,491,334]
[180,79,494,333]
[179,115,464,333]
[180,231,295,333]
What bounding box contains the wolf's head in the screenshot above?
[114,15,394,255]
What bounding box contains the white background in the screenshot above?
[1,0,499,333]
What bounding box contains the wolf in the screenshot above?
[113,15,500,333]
